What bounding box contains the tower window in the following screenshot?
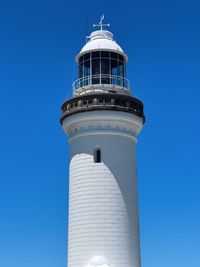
[94,148,101,163]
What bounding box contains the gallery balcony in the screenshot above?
[72,74,131,96]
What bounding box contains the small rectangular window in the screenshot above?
[94,148,101,163]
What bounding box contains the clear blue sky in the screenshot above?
[0,0,199,266]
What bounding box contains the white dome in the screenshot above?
[81,38,123,53]
[76,30,128,62]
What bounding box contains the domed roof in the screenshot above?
[76,30,128,62]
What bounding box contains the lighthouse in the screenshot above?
[60,16,145,267]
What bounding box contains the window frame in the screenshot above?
[94,147,101,163]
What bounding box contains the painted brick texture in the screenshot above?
[68,133,141,267]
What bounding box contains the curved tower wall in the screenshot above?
[61,25,145,267]
[62,111,143,267]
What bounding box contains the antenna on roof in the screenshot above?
[93,15,110,31]
[85,10,90,43]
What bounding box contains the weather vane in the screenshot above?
[93,15,110,31]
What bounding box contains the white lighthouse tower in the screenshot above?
[60,16,145,267]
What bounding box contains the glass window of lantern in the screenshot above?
[92,58,100,84]
[119,54,124,62]
[79,62,83,78]
[84,60,90,86]
[118,62,124,86]
[101,58,110,84]
[79,55,84,64]
[111,59,118,85]
[111,52,118,59]
[84,53,90,60]
[78,51,126,87]
[118,62,124,76]
[101,51,109,58]
[92,51,100,58]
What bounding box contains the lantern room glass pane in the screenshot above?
[84,53,90,60]
[101,58,110,84]
[118,62,124,86]
[92,51,100,58]
[119,54,124,62]
[78,62,84,87]
[101,58,109,74]
[118,61,124,76]
[84,60,90,76]
[111,59,118,75]
[111,59,119,85]
[79,55,83,64]
[79,62,83,78]
[84,60,90,86]
[92,59,100,75]
[111,52,118,59]
[101,51,109,58]
[92,58,100,84]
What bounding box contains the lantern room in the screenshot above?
[73,27,131,96]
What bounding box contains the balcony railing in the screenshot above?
[72,74,131,94]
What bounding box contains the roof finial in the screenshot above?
[93,15,110,31]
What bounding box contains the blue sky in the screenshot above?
[0,0,200,266]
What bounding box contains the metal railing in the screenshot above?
[72,74,131,92]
